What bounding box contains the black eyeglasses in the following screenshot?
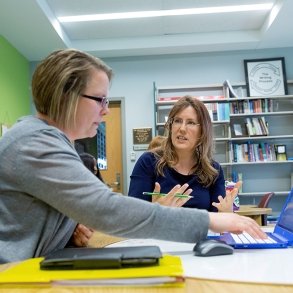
[81,94,109,108]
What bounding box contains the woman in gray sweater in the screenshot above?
[0,49,266,263]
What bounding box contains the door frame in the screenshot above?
[109,97,127,195]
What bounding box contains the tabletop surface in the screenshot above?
[108,226,293,285]
[235,207,272,215]
[1,227,293,292]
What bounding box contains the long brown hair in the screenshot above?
[153,95,218,187]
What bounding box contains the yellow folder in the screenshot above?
[0,254,184,287]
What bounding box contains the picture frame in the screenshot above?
[275,144,287,161]
[244,57,288,97]
[132,127,152,151]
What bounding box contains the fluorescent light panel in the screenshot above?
[58,4,274,23]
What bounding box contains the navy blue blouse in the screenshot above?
[128,151,225,212]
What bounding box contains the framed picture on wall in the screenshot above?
[244,57,288,97]
[132,127,152,151]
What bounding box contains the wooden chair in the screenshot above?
[257,192,275,208]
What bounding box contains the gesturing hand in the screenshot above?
[151,182,192,207]
[212,181,242,212]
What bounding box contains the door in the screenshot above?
[100,101,123,193]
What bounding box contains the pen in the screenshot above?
[142,192,193,198]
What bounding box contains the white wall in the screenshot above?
[104,47,293,192]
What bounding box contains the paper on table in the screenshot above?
[52,276,184,286]
[108,239,194,254]
[108,230,220,254]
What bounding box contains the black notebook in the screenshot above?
[40,246,162,270]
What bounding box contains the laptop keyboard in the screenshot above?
[231,232,277,244]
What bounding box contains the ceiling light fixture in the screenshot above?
[58,3,274,23]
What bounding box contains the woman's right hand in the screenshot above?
[151,182,192,207]
[71,224,94,247]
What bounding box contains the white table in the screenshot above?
[108,228,293,286]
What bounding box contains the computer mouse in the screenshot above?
[193,239,234,257]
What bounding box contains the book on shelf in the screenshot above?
[259,142,268,161]
[248,143,255,162]
[254,99,262,113]
[232,142,280,162]
[230,98,274,115]
[258,144,265,161]
[231,171,243,189]
[195,95,225,101]
[233,124,242,137]
[231,123,248,137]
[258,117,269,135]
[241,144,248,162]
[157,95,225,102]
[243,100,250,114]
[245,118,254,136]
[245,117,268,136]
[157,95,229,121]
[223,80,239,99]
[237,173,243,193]
[198,97,229,122]
[232,144,248,162]
[157,96,181,101]
[269,144,277,161]
[251,117,265,135]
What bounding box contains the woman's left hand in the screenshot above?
[212,181,242,212]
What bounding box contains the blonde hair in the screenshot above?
[32,49,113,129]
[153,95,218,187]
[148,135,166,150]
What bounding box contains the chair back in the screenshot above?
[258,192,275,208]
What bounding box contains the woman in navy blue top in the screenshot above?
[129,96,238,212]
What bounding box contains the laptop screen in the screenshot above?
[276,189,293,233]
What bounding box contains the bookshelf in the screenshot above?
[153,81,293,211]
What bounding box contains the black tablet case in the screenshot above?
[40,246,162,270]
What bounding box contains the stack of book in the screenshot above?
[158,95,230,122]
[230,98,273,114]
[232,117,269,138]
[245,117,269,136]
[232,142,282,162]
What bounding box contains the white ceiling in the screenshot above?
[0,0,292,61]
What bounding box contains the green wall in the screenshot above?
[0,36,30,129]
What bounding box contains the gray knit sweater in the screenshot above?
[0,116,209,263]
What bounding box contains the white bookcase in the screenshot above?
[153,81,293,214]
